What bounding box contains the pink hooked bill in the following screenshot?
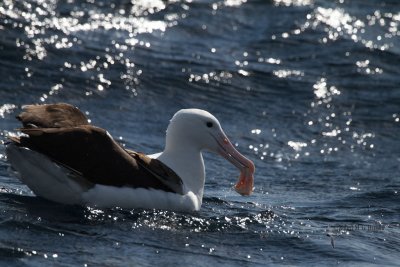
[215,132,255,195]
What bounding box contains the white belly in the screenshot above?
[6,144,200,211]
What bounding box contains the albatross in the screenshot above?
[5,103,255,211]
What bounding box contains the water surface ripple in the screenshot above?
[0,0,399,266]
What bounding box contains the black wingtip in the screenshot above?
[4,135,21,145]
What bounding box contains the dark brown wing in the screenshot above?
[11,103,183,194]
[125,149,183,194]
[17,103,89,128]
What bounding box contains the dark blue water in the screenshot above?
[1,0,399,265]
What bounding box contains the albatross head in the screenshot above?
[164,109,255,196]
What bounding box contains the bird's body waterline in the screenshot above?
[5,104,255,211]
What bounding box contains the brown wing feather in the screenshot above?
[17,103,89,128]
[11,103,183,194]
[126,149,183,194]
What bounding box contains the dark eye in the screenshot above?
[206,122,213,128]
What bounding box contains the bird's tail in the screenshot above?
[5,143,88,205]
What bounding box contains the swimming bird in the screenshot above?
[5,103,255,211]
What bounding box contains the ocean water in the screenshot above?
[0,0,399,265]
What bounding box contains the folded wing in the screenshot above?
[11,103,183,194]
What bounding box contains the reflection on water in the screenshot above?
[0,0,400,266]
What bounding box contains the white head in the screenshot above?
[164,109,255,195]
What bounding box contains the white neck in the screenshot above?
[157,138,206,206]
